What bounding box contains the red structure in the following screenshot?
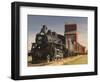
[64,24,77,52]
[76,42,86,54]
[64,23,86,54]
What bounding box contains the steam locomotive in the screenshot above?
[30,25,86,63]
[30,25,68,63]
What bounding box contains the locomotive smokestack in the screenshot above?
[40,25,48,34]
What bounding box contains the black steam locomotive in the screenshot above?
[30,25,68,63]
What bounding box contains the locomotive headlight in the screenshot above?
[40,32,44,35]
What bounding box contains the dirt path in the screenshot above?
[48,55,87,66]
[28,55,87,67]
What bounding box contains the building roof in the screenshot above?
[65,24,77,32]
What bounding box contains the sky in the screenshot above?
[28,15,88,51]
